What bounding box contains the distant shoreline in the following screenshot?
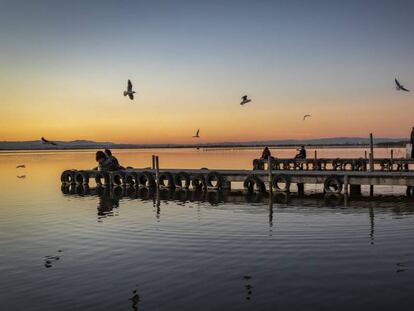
[0,142,408,152]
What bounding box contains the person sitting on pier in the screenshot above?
[261,147,271,160]
[294,145,306,159]
[105,149,121,168]
[94,151,121,171]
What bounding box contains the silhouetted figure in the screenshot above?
[411,127,414,158]
[94,151,118,171]
[295,146,306,159]
[261,147,271,160]
[104,149,121,168]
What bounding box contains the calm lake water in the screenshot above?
[1,148,414,311]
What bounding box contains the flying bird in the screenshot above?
[395,78,410,92]
[240,95,251,105]
[16,164,25,168]
[16,175,26,179]
[303,114,311,120]
[123,79,136,100]
[193,129,200,138]
[41,137,57,146]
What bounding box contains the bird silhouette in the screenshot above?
[193,129,200,138]
[395,78,410,92]
[41,137,57,146]
[240,95,251,105]
[16,175,26,179]
[124,79,136,99]
[16,164,25,168]
[303,114,311,120]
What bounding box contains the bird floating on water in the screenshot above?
[303,114,311,120]
[240,95,251,105]
[16,164,25,168]
[124,79,136,100]
[395,78,410,92]
[41,137,57,146]
[193,129,200,138]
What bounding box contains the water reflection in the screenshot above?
[61,185,414,247]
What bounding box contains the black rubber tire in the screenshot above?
[111,172,124,186]
[272,174,291,192]
[174,172,191,189]
[137,171,156,188]
[123,172,137,186]
[75,171,89,185]
[190,174,207,190]
[243,175,266,193]
[206,171,223,189]
[324,176,343,194]
[158,172,175,188]
[61,170,75,183]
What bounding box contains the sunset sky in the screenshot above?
[1,0,413,144]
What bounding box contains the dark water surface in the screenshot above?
[1,148,414,311]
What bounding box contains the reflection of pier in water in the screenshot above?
[62,185,414,241]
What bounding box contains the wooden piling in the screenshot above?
[369,133,374,172]
[152,155,155,169]
[314,150,317,160]
[344,175,349,195]
[155,156,160,187]
[267,156,273,194]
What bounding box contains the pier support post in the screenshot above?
[344,175,349,195]
[268,156,273,195]
[297,183,304,195]
[369,133,374,172]
[370,185,374,197]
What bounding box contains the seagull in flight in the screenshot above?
[16,175,26,179]
[303,114,311,120]
[123,79,136,100]
[41,137,57,146]
[193,129,200,138]
[395,78,410,92]
[16,164,25,168]
[240,95,251,105]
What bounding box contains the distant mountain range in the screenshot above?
[0,137,409,150]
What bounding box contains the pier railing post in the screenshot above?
[155,156,160,186]
[268,156,273,195]
[369,133,374,195]
[369,133,374,172]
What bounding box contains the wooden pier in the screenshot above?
[61,156,414,197]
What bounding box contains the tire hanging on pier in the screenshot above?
[243,175,266,193]
[111,172,124,186]
[123,172,137,186]
[137,171,156,188]
[206,171,223,189]
[158,172,175,188]
[272,174,291,192]
[324,176,343,194]
[75,171,89,185]
[174,172,191,189]
[61,170,75,184]
[190,174,207,190]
